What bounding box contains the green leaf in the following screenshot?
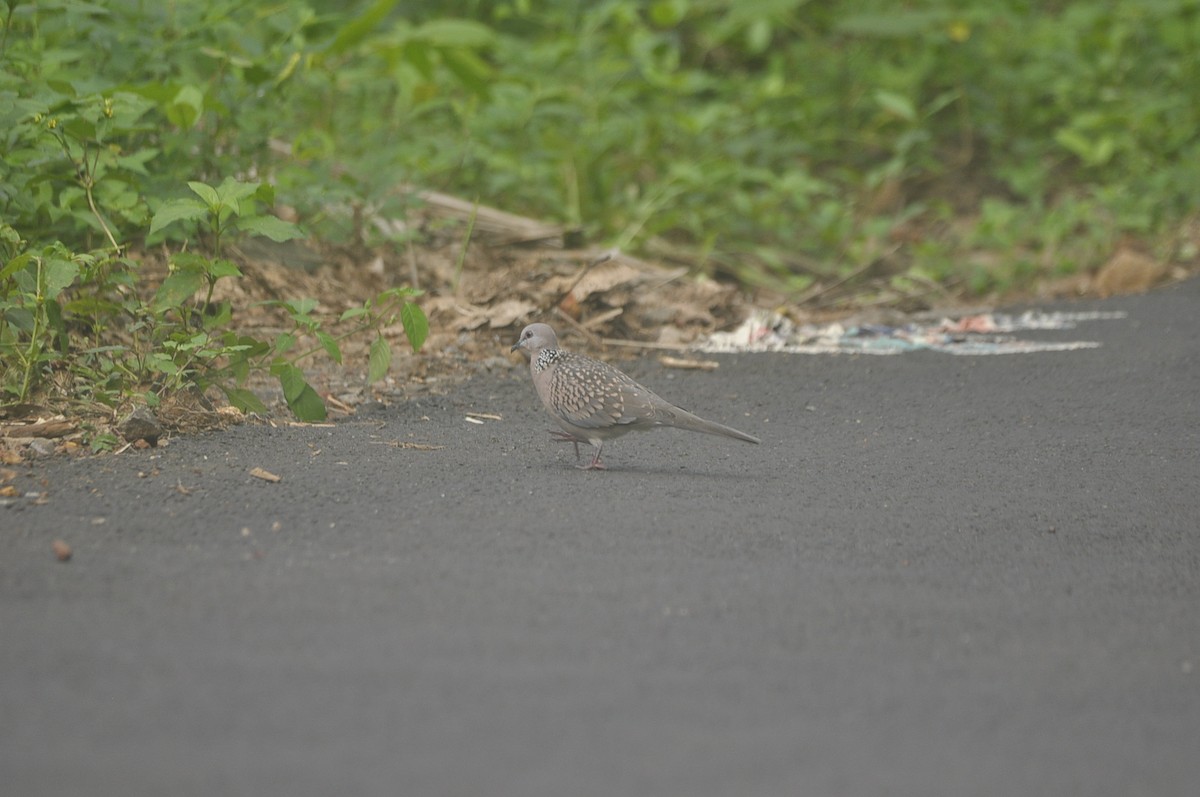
[166,85,204,130]
[224,386,268,415]
[316,330,342,363]
[207,258,242,279]
[215,177,261,206]
[187,181,221,209]
[275,331,297,356]
[417,18,495,48]
[90,433,120,453]
[146,352,180,375]
[148,198,209,236]
[275,363,326,421]
[42,257,80,299]
[237,214,304,242]
[152,269,206,310]
[285,297,319,317]
[0,252,33,282]
[367,335,391,383]
[649,0,689,28]
[399,301,428,352]
[251,183,277,207]
[874,90,917,123]
[327,0,398,56]
[440,48,492,97]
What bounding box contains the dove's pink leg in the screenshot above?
[577,443,606,470]
[548,429,584,460]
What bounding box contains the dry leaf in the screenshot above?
[485,299,538,329]
[249,467,281,483]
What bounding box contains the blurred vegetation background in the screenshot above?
[3,0,1199,296]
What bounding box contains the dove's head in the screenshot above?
[510,323,559,359]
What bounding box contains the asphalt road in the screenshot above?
[3,279,1198,797]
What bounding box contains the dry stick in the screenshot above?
[552,251,615,310]
[553,306,604,349]
[406,234,420,290]
[581,307,624,329]
[452,199,479,297]
[803,244,902,305]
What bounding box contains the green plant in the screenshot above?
[0,233,85,401]
[140,178,428,421]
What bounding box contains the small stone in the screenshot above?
[28,438,56,457]
[119,406,164,446]
[52,539,72,562]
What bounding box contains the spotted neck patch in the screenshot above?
[533,348,560,374]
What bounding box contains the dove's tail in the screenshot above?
[663,407,761,444]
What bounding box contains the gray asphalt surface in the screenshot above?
[3,279,1198,797]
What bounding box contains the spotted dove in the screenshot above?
[510,323,760,470]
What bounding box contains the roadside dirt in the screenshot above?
[0,192,1191,458]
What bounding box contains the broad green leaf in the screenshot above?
[166,85,204,130]
[275,331,297,356]
[146,352,180,375]
[252,183,276,206]
[874,90,917,123]
[276,363,326,421]
[327,0,398,56]
[441,48,492,97]
[417,19,495,48]
[835,11,949,37]
[215,177,261,206]
[61,116,97,142]
[201,300,232,329]
[187,181,221,208]
[649,0,688,28]
[237,214,304,242]
[148,198,209,236]
[316,330,342,364]
[285,297,318,317]
[0,252,33,282]
[224,387,269,415]
[368,335,391,383]
[207,258,242,279]
[42,257,80,299]
[152,269,205,310]
[399,301,428,352]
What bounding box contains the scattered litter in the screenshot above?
[370,440,444,450]
[52,540,72,562]
[464,411,503,421]
[464,416,484,425]
[659,356,720,371]
[325,395,355,414]
[249,467,281,483]
[698,309,1127,356]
